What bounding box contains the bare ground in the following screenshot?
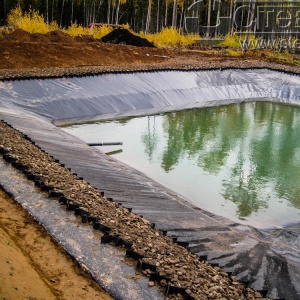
[0,29,299,79]
[0,187,112,300]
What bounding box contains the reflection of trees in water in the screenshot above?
[222,103,269,218]
[222,177,269,218]
[251,103,300,209]
[161,105,247,173]
[141,102,300,218]
[141,116,158,162]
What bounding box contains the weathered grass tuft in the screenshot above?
[224,49,243,57]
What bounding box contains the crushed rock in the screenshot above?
[0,120,272,300]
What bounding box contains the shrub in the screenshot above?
[222,34,240,49]
[7,7,22,28]
[145,27,197,48]
[48,21,59,31]
[63,22,91,37]
[7,6,49,34]
[93,25,113,39]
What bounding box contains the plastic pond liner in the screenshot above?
[0,69,300,299]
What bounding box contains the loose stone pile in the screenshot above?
[0,60,299,80]
[0,120,269,299]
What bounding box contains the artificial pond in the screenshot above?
[1,68,300,230]
[1,69,300,298]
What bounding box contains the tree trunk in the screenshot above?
[115,0,120,24]
[46,0,49,25]
[228,0,234,33]
[172,0,177,28]
[107,0,111,23]
[52,0,54,22]
[3,0,6,21]
[164,0,168,27]
[156,0,160,32]
[145,0,152,33]
[71,0,74,24]
[111,5,115,24]
[206,0,211,38]
[97,0,104,23]
[60,0,65,27]
[179,4,183,31]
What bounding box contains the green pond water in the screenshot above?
[63,102,300,229]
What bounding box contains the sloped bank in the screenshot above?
[0,69,300,299]
[0,69,299,124]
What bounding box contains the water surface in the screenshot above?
[63,102,300,228]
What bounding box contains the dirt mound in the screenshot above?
[29,32,52,43]
[44,30,75,43]
[3,29,75,44]
[101,28,154,47]
[74,34,96,43]
[5,29,32,42]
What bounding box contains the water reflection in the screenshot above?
[63,101,300,227]
[141,116,159,163]
[142,102,300,219]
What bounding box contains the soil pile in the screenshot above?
[0,29,299,78]
[75,34,96,43]
[0,28,170,70]
[45,30,75,43]
[102,28,154,47]
[4,29,75,43]
[3,28,31,42]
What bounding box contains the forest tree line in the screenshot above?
[1,0,299,37]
